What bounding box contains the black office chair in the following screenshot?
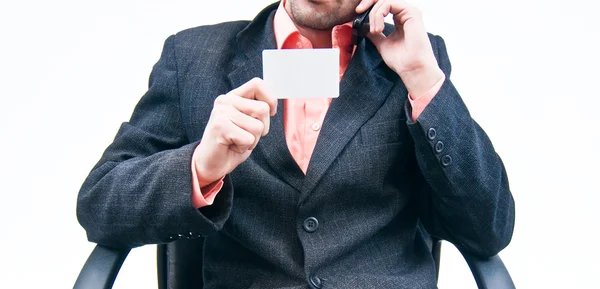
[74,229,515,289]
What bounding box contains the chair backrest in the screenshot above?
[158,239,204,289]
[157,226,442,289]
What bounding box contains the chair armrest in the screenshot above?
[460,250,515,289]
[73,244,131,289]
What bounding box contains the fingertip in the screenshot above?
[268,97,277,116]
[256,80,278,113]
[267,93,278,116]
[357,0,376,13]
[250,77,263,89]
[355,1,366,13]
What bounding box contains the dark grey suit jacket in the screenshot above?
[77,2,515,288]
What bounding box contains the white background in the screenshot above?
[1,0,599,288]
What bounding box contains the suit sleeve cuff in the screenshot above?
[191,145,225,208]
[408,74,446,121]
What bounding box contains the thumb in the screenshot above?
[366,32,387,50]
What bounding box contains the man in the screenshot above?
[77,0,515,288]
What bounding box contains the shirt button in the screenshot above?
[296,41,303,48]
[303,217,319,233]
[311,123,321,131]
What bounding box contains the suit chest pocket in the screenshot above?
[360,118,408,146]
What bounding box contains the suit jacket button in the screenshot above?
[309,275,323,289]
[428,128,437,140]
[303,217,319,233]
[441,155,452,167]
[435,141,444,153]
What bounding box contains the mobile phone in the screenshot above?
[352,5,374,45]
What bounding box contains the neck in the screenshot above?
[295,26,332,48]
[283,2,332,48]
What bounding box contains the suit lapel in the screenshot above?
[300,40,396,200]
[227,2,306,192]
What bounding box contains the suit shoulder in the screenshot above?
[172,20,250,48]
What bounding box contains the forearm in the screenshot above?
[407,78,515,257]
[77,140,233,248]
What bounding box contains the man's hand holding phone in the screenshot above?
[356,0,444,98]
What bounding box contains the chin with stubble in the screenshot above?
[285,0,363,30]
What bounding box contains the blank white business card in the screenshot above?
[262,49,339,99]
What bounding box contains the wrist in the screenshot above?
[192,146,221,188]
[194,159,223,188]
[398,64,445,98]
